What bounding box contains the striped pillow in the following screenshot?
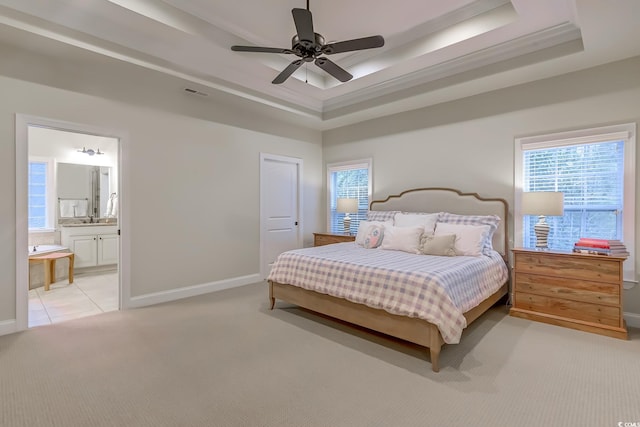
[367,210,399,222]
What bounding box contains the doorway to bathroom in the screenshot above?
[15,115,126,330]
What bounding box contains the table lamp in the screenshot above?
[522,191,564,249]
[336,198,358,235]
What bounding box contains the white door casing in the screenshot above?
[14,114,128,333]
[260,153,302,280]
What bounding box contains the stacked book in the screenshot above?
[573,238,629,257]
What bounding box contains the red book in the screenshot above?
[576,241,610,249]
[577,238,611,248]
[578,237,609,244]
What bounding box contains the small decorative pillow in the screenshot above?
[420,233,457,256]
[394,212,439,234]
[355,220,391,246]
[379,225,423,254]
[434,222,491,256]
[362,224,385,249]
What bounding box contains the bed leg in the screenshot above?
[430,347,440,372]
[268,281,275,310]
[429,327,443,372]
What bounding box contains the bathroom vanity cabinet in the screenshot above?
[60,224,118,268]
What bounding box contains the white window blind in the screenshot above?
[523,140,624,250]
[327,159,371,234]
[28,160,48,229]
[28,157,55,230]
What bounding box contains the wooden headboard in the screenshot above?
[370,187,509,257]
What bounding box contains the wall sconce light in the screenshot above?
[77,147,104,156]
[337,198,359,235]
[522,191,564,249]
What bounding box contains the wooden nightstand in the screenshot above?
[313,232,356,247]
[510,248,627,339]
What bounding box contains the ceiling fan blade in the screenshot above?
[292,8,315,46]
[322,35,385,55]
[314,57,353,82]
[272,59,304,84]
[231,45,292,54]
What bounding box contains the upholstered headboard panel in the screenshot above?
[369,188,509,257]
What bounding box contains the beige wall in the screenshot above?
[323,56,640,315]
[1,38,639,329]
[0,74,323,324]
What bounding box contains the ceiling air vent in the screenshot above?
[184,87,208,96]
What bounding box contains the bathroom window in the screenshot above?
[28,157,54,230]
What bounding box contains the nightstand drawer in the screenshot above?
[514,252,621,283]
[313,233,355,246]
[514,292,620,327]
[514,272,620,306]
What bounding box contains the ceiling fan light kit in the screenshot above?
[231,2,384,84]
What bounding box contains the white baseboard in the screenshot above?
[0,319,17,337]
[4,284,637,337]
[126,273,262,309]
[624,312,640,329]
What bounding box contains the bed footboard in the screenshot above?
[269,280,445,372]
[269,281,508,372]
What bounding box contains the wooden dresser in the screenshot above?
[313,232,355,247]
[510,248,627,339]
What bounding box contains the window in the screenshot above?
[28,158,54,230]
[515,123,636,281]
[327,159,371,234]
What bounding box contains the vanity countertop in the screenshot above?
[61,223,117,227]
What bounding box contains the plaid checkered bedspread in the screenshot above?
[267,243,508,344]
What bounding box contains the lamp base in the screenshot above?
[343,214,351,235]
[534,215,550,249]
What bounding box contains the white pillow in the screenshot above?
[394,212,439,234]
[434,222,491,256]
[355,220,391,246]
[379,225,423,254]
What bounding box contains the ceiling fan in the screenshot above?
[231,0,385,84]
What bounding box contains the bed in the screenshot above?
[267,187,510,372]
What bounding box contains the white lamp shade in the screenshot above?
[336,198,359,214]
[521,192,564,216]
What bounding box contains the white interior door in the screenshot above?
[260,153,302,279]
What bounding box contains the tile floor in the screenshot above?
[28,270,118,328]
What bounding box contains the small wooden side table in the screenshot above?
[29,252,75,291]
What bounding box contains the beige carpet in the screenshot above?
[1,282,639,427]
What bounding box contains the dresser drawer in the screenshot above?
[514,272,620,306]
[514,252,621,283]
[514,292,621,327]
